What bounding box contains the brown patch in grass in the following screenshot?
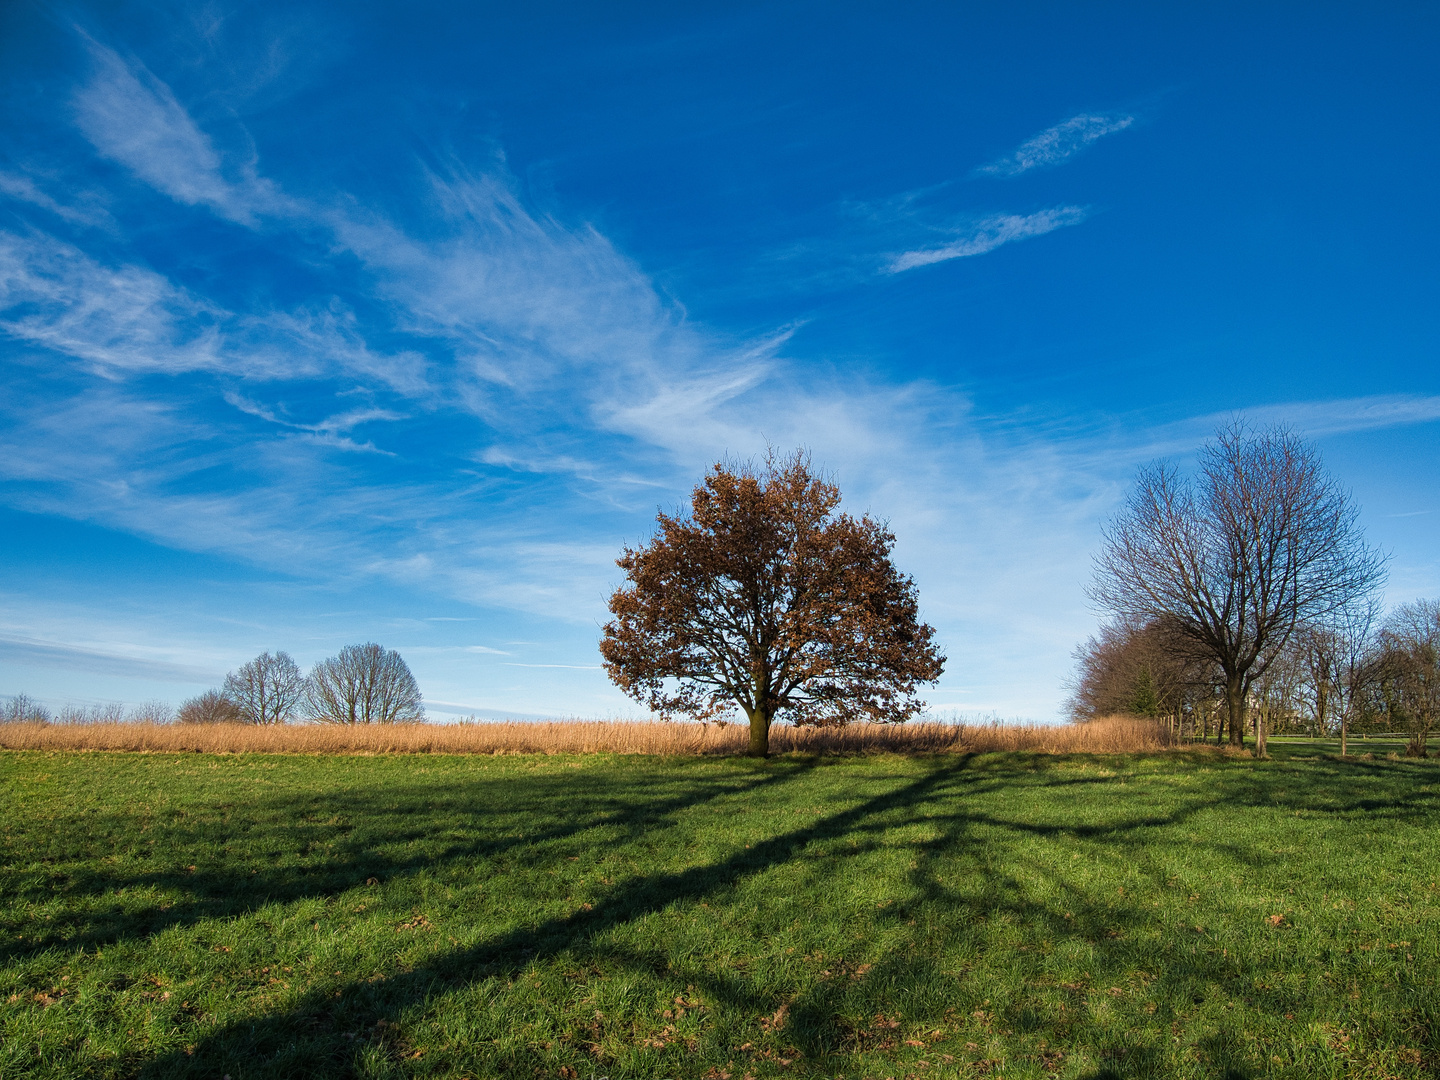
[0,715,1173,756]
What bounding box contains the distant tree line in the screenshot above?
[1,696,176,725]
[2,643,424,726]
[1073,421,1436,756]
[1068,603,1440,751]
[181,643,425,725]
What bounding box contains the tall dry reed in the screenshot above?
[0,716,1173,756]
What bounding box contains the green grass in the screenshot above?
[2,745,1438,1079]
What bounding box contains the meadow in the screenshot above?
[0,717,1170,756]
[2,735,1437,1079]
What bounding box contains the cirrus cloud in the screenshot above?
[978,113,1135,178]
[886,206,1088,272]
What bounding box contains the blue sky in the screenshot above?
[2,2,1437,721]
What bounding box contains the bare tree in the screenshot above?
[1300,601,1380,755]
[55,702,127,725]
[1248,637,1307,756]
[1299,625,1339,740]
[2,694,51,724]
[1091,422,1386,751]
[177,689,244,725]
[306,643,425,724]
[1375,599,1440,756]
[223,651,306,725]
[601,450,946,757]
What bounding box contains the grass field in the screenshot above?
[2,742,1438,1079]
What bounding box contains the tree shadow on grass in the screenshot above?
[130,751,1419,1079]
[129,759,987,1078]
[1,759,810,964]
[11,750,1437,1077]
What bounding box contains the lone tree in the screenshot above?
[600,451,945,757]
[223,651,306,725]
[306,643,425,724]
[1091,421,1385,750]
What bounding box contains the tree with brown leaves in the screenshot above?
[600,451,946,757]
[1066,616,1218,733]
[177,689,244,725]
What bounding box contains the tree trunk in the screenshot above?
[747,706,770,758]
[1410,718,1430,758]
[1340,710,1348,757]
[1255,710,1268,758]
[1226,672,1246,748]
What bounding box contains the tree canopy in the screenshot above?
[600,451,945,757]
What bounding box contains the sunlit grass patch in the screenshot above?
[1,746,1437,1078]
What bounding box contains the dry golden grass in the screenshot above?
[0,715,1173,756]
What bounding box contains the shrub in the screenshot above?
[177,690,243,725]
[127,700,175,725]
[54,703,127,724]
[1,694,50,724]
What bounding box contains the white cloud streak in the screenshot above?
[0,229,426,390]
[0,230,226,374]
[72,36,292,224]
[978,113,1135,178]
[887,206,1087,272]
[0,171,113,229]
[0,632,222,682]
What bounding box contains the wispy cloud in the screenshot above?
[504,663,603,670]
[977,113,1134,178]
[0,229,426,391]
[0,230,226,374]
[1102,393,1440,466]
[886,206,1087,272]
[0,171,113,229]
[71,36,293,225]
[1214,394,1440,438]
[401,644,512,655]
[243,396,388,437]
[0,632,222,682]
